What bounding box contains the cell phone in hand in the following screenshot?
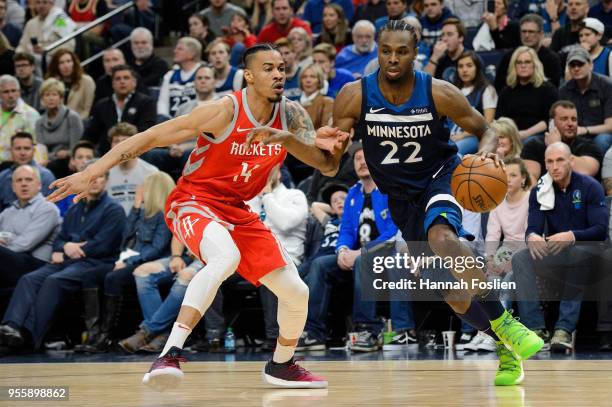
[31,37,38,46]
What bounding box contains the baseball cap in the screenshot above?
[347,140,363,157]
[321,183,349,205]
[580,17,605,35]
[567,46,591,64]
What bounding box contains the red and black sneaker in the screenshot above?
[142,347,187,391]
[262,357,328,388]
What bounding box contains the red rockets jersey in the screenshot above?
[174,88,288,203]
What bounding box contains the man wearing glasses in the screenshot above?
[494,13,562,91]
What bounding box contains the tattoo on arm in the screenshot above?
[119,146,147,163]
[286,101,316,146]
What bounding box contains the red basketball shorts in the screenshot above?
[164,190,287,285]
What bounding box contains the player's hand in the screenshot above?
[47,170,95,203]
[527,234,549,260]
[315,126,349,154]
[546,231,575,255]
[245,126,294,149]
[474,151,504,169]
[169,256,186,274]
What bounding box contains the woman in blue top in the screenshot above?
[448,51,498,155]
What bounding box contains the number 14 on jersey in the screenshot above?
[233,162,260,182]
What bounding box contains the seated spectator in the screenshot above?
[126,28,169,88]
[303,0,354,34]
[336,20,377,78]
[289,27,314,71]
[49,140,95,216]
[0,132,55,210]
[158,37,203,118]
[0,75,40,163]
[512,142,608,352]
[424,17,466,82]
[521,100,602,183]
[189,14,216,60]
[298,142,414,351]
[551,0,589,53]
[298,182,347,280]
[16,0,76,67]
[0,0,21,48]
[578,18,611,77]
[119,254,224,353]
[494,14,562,91]
[0,164,60,288]
[199,0,246,38]
[420,0,455,46]
[312,42,354,98]
[75,171,174,353]
[35,78,83,165]
[374,0,410,33]
[485,157,532,281]
[0,163,126,350]
[316,3,352,53]
[478,0,521,50]
[252,0,274,35]
[246,165,309,349]
[207,39,243,98]
[496,46,559,142]
[46,49,95,119]
[12,52,41,112]
[300,63,334,129]
[85,65,157,155]
[223,13,257,66]
[105,123,159,214]
[353,0,387,26]
[94,49,126,104]
[447,50,498,155]
[176,66,218,116]
[68,0,109,59]
[491,117,523,160]
[559,46,612,154]
[257,0,312,44]
[276,37,302,101]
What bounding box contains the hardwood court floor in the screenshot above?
[1,359,612,406]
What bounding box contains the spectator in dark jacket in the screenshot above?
[84,65,157,155]
[512,142,608,352]
[0,164,126,350]
[550,0,589,53]
[126,28,169,88]
[76,171,174,353]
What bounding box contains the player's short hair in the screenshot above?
[442,17,466,39]
[519,13,544,32]
[550,100,577,119]
[242,43,280,68]
[312,43,336,61]
[108,122,138,142]
[379,19,418,46]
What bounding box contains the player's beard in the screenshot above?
[268,94,282,103]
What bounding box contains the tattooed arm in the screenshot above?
[246,100,348,176]
[47,98,234,203]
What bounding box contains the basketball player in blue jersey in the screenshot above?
[247,22,544,387]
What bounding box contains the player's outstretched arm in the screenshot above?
[432,79,499,160]
[47,98,234,203]
[329,80,361,163]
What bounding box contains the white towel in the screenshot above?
[536,173,555,210]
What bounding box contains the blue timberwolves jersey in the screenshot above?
[355,70,458,196]
[168,64,202,117]
[216,66,242,96]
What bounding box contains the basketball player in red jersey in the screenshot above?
[48,44,348,390]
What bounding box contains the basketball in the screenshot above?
[451,156,508,213]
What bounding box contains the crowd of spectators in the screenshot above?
[0,0,611,354]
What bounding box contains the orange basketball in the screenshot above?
[451,156,507,213]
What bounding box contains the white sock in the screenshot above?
[273,341,296,363]
[160,322,192,357]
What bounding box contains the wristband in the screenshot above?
[170,255,183,260]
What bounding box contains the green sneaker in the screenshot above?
[491,310,544,360]
[494,341,524,386]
